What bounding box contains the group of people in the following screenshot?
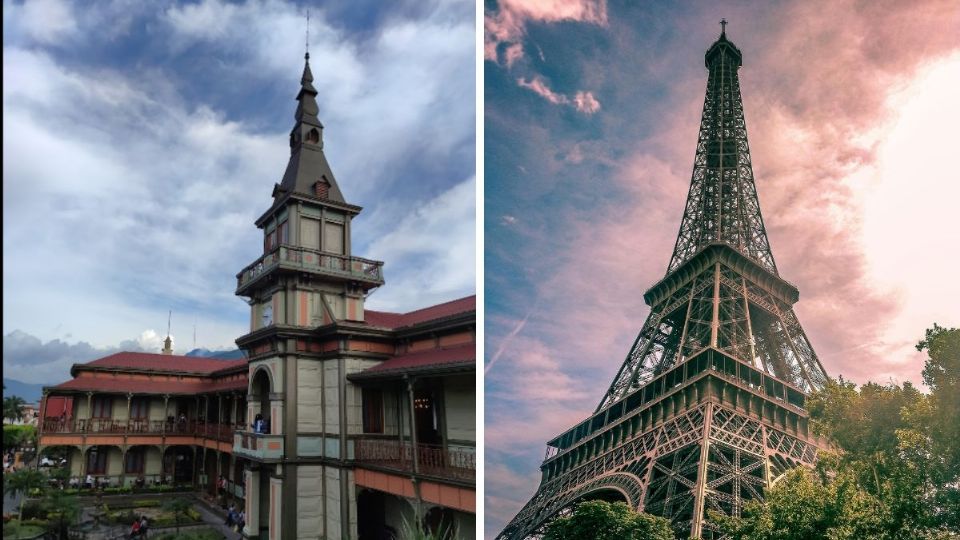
[128,515,149,539]
[165,412,190,433]
[224,503,246,533]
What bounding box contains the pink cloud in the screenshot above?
[485,0,608,65]
[516,76,602,114]
[516,76,566,105]
[573,91,601,113]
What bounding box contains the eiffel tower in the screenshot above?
[497,23,830,540]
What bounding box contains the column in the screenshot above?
[245,467,260,537]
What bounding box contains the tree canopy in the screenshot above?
[544,500,674,540]
[715,324,960,539]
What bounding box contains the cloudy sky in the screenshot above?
[2,0,475,385]
[484,0,960,536]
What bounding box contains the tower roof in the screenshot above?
[274,53,348,205]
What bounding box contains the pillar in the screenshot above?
[245,467,260,537]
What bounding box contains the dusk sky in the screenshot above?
[3,0,475,385]
[484,0,960,536]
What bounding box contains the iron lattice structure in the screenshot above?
[498,28,830,540]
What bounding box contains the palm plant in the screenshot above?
[3,395,26,423]
[3,468,46,521]
[400,515,458,540]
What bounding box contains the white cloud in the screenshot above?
[365,177,476,312]
[5,0,78,45]
[2,1,474,355]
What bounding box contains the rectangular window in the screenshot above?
[130,398,148,420]
[362,389,384,434]
[264,230,277,252]
[278,220,289,245]
[87,447,108,474]
[91,396,112,419]
[300,217,320,250]
[125,448,145,474]
[324,222,344,254]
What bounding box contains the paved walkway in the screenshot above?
[193,496,242,540]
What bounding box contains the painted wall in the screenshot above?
[443,375,475,443]
[297,362,324,432]
[323,363,339,433]
[297,465,324,540]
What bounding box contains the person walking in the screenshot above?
[129,517,141,539]
[139,515,149,539]
[225,503,236,527]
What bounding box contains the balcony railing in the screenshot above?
[237,245,384,292]
[233,431,284,461]
[41,419,239,441]
[355,439,475,483]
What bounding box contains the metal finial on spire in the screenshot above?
[305,9,310,60]
[167,310,171,337]
[720,18,728,35]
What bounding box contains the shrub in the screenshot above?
[18,501,46,521]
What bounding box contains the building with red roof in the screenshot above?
[38,52,475,540]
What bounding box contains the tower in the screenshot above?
[498,25,830,540]
[232,52,385,540]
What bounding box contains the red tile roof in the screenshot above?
[51,376,247,395]
[81,352,246,374]
[355,343,475,377]
[365,295,475,330]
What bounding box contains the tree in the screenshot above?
[3,467,46,521]
[915,324,960,529]
[3,395,26,423]
[711,467,888,540]
[163,497,194,536]
[42,489,81,540]
[544,500,674,540]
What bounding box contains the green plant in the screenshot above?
[3,468,46,521]
[400,515,459,540]
[41,490,80,540]
[162,497,194,536]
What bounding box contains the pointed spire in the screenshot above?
[273,46,349,205]
[300,53,317,95]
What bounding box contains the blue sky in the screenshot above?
[483,0,960,536]
[2,0,475,384]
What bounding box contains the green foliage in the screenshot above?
[711,468,888,540]
[3,395,26,423]
[151,527,224,540]
[399,514,459,540]
[3,468,46,521]
[41,490,80,540]
[2,521,47,540]
[719,325,960,538]
[544,500,673,540]
[162,497,196,535]
[2,425,36,450]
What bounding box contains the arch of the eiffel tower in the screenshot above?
[497,26,831,540]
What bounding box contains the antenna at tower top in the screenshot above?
[720,18,728,35]
[305,9,310,59]
[167,310,171,337]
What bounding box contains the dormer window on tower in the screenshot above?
[307,128,320,144]
[314,177,330,199]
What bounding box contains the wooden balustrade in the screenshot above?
[354,439,475,482]
[41,419,238,441]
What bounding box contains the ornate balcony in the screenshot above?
[233,431,284,461]
[41,419,237,442]
[236,245,384,294]
[355,439,475,483]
